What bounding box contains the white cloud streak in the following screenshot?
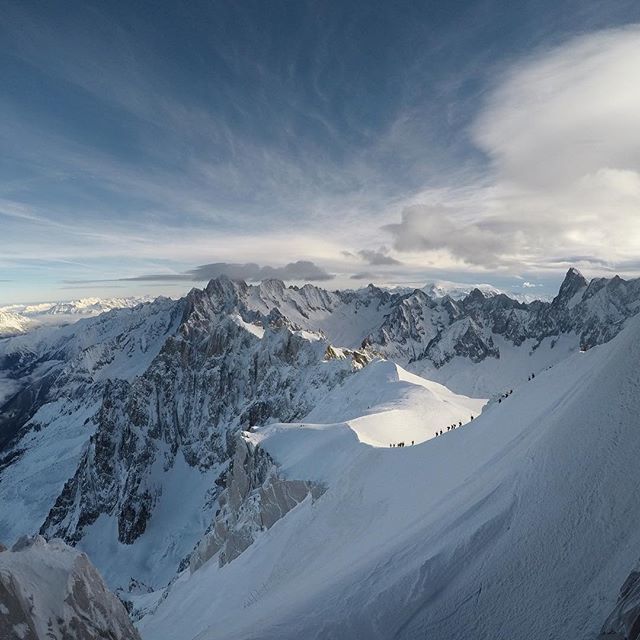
[387,25,640,275]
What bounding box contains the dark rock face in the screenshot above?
[553,267,589,305]
[599,570,640,640]
[0,536,140,640]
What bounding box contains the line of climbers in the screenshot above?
[434,415,474,438]
[391,373,538,447]
[390,440,415,447]
[431,372,538,440]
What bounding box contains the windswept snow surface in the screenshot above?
[304,359,484,446]
[141,316,640,640]
[414,333,578,398]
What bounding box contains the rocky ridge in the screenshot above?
[190,432,325,573]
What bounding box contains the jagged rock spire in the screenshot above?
[553,267,588,305]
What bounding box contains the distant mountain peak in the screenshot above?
[554,267,589,305]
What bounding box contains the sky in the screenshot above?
[2,0,640,303]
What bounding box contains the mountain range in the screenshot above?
[0,296,154,337]
[1,268,640,639]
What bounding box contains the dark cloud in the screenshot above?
[60,284,127,289]
[66,260,334,285]
[187,261,333,282]
[384,204,510,268]
[350,272,378,280]
[357,248,402,266]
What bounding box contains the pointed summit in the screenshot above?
[553,268,588,306]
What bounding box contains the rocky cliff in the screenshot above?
[0,535,139,640]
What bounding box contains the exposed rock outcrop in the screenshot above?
[598,569,640,640]
[190,433,325,572]
[0,535,140,640]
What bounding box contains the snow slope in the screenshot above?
[140,315,640,640]
[412,333,578,398]
[304,359,484,446]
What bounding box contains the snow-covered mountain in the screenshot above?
[422,279,549,303]
[0,535,140,640]
[0,310,35,337]
[0,279,372,591]
[0,295,154,336]
[423,279,504,299]
[140,311,640,640]
[2,268,640,639]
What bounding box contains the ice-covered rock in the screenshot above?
[0,535,139,640]
[190,433,325,572]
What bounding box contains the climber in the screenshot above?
[470,415,474,420]
[458,421,462,427]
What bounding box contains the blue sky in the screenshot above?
[2,0,640,303]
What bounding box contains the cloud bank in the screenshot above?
[357,248,402,266]
[69,260,334,284]
[387,26,640,274]
[187,261,333,282]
